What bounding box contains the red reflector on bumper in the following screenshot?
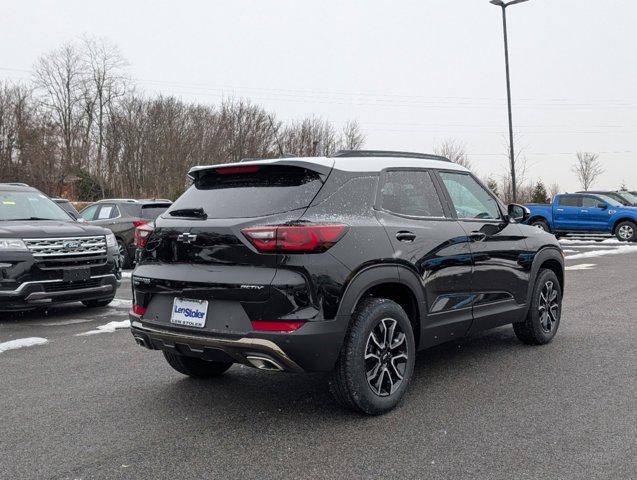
[251,321,305,332]
[132,305,147,315]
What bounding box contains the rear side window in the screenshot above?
[170,165,324,219]
[380,170,444,217]
[96,204,119,219]
[558,195,582,207]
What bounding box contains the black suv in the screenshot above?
[0,183,121,311]
[130,151,564,414]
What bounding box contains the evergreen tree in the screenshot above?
[531,180,549,204]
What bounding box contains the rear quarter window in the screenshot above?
[169,165,325,219]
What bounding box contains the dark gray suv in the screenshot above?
[80,199,171,268]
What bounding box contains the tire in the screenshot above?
[329,298,416,415]
[118,239,132,269]
[615,221,637,242]
[82,296,115,308]
[513,269,562,345]
[531,219,550,233]
[163,351,232,378]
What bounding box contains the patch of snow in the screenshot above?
[108,298,132,308]
[121,271,132,279]
[560,238,620,245]
[76,320,131,336]
[565,263,596,271]
[565,245,637,260]
[562,249,577,254]
[0,337,49,353]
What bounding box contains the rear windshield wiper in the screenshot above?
[168,208,208,219]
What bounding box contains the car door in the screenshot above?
[580,196,610,232]
[435,170,530,333]
[375,169,474,347]
[554,195,584,230]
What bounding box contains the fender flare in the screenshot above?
[525,246,565,307]
[336,263,426,321]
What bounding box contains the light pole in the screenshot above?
[490,0,529,203]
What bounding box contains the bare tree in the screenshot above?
[548,182,560,201]
[572,152,603,190]
[433,138,471,169]
[33,42,87,175]
[83,37,129,195]
[339,120,364,150]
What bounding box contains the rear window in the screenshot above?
[557,195,582,207]
[140,204,171,220]
[169,165,324,219]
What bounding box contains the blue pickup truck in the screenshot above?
[525,193,637,242]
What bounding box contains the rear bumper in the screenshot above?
[0,274,119,310]
[129,315,349,373]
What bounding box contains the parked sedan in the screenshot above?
[80,199,171,268]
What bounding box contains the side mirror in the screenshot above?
[508,203,530,223]
[597,203,607,210]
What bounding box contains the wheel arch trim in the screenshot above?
[336,263,426,321]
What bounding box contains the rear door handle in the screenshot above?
[396,231,416,242]
[469,231,487,242]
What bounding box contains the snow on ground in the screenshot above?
[565,245,637,260]
[565,263,596,271]
[108,298,132,309]
[121,271,132,279]
[559,238,620,245]
[0,337,48,353]
[76,320,131,336]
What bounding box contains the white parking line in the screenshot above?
[0,337,49,353]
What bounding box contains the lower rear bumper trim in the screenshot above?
[130,321,304,372]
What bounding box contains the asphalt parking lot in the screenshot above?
[1,238,636,480]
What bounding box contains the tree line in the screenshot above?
[0,39,364,200]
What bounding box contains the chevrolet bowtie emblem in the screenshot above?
[176,233,197,244]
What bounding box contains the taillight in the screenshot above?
[242,224,348,253]
[132,305,147,316]
[251,321,305,332]
[134,223,154,247]
[133,219,149,227]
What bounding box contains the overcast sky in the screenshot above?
[1,0,635,191]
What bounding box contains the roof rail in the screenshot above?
[331,150,450,162]
[0,182,30,187]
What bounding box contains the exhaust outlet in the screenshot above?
[246,355,284,371]
[134,336,147,348]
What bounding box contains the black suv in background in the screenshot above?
[0,183,121,311]
[81,199,171,268]
[130,151,564,414]
[576,190,637,207]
